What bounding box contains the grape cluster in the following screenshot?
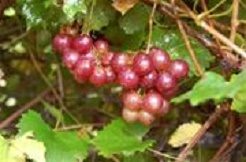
[53,33,189,126]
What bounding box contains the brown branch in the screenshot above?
[175,103,230,162]
[209,112,237,162]
[142,0,241,69]
[229,0,239,42]
[0,88,51,129]
[176,19,204,76]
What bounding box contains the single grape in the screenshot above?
[142,91,163,115]
[72,34,93,54]
[149,47,171,71]
[53,34,72,53]
[122,108,138,123]
[133,52,153,76]
[122,91,142,111]
[73,58,94,81]
[104,66,116,83]
[94,39,109,54]
[138,110,155,126]
[111,53,130,73]
[89,66,107,86]
[62,49,80,69]
[169,59,189,79]
[140,70,158,89]
[118,68,139,89]
[162,86,178,100]
[156,72,177,92]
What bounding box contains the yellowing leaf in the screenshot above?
[0,132,46,162]
[112,0,139,15]
[11,132,46,162]
[168,122,201,148]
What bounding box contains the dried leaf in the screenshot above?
[168,122,201,148]
[112,0,139,15]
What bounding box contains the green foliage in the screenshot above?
[104,24,146,51]
[63,0,87,21]
[89,0,116,30]
[17,110,90,162]
[17,0,65,29]
[119,3,150,34]
[173,71,246,113]
[151,26,215,76]
[92,119,153,157]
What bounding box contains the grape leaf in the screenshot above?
[173,71,246,108]
[63,0,87,21]
[17,110,90,162]
[92,119,153,157]
[172,72,228,105]
[17,0,65,29]
[119,3,150,34]
[151,26,215,76]
[112,0,139,15]
[103,23,146,51]
[90,0,116,30]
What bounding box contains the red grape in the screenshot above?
[156,72,177,92]
[122,91,142,111]
[142,91,163,114]
[62,49,80,69]
[53,34,72,53]
[89,66,107,86]
[169,59,189,79]
[133,53,153,76]
[118,68,139,89]
[72,34,93,54]
[111,53,130,73]
[140,70,158,89]
[149,47,171,71]
[94,39,109,54]
[102,52,114,66]
[73,59,94,81]
[156,99,170,117]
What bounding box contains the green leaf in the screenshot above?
[151,26,215,76]
[172,70,246,108]
[232,86,246,113]
[92,119,153,157]
[90,0,116,30]
[42,101,64,123]
[17,0,65,29]
[63,0,87,21]
[119,3,149,34]
[104,23,146,51]
[17,110,90,162]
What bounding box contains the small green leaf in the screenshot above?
[104,23,146,51]
[151,26,214,76]
[172,72,228,105]
[173,70,246,108]
[17,0,65,29]
[92,119,153,157]
[17,110,90,162]
[90,0,116,30]
[119,3,149,34]
[63,0,87,21]
[42,101,64,123]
